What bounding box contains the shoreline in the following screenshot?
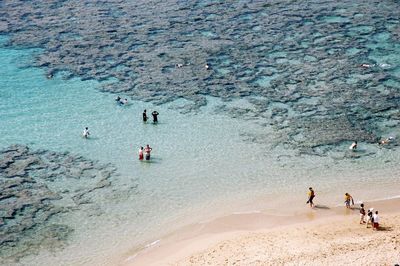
[122,197,400,266]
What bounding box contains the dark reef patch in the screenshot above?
[0,145,117,262]
[0,0,399,150]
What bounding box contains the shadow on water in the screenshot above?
[139,157,162,164]
[142,122,164,125]
[82,136,100,141]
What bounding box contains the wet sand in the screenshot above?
[123,198,400,265]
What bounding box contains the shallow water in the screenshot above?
[0,0,400,265]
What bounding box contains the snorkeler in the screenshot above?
[152,111,159,123]
[82,127,90,138]
[378,136,394,145]
[360,63,373,68]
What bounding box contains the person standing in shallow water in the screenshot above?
[306,187,315,208]
[344,193,354,208]
[143,110,148,122]
[144,144,152,160]
[138,146,144,160]
[82,127,90,138]
[349,141,357,150]
[152,111,159,123]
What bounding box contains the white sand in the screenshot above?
[123,198,400,266]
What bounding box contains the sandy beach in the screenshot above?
[125,198,400,266]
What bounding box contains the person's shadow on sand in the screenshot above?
[377,226,393,232]
[314,205,330,210]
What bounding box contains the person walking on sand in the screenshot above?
[344,193,354,208]
[152,111,159,123]
[306,187,315,208]
[82,127,90,138]
[138,146,144,160]
[366,208,374,228]
[359,203,366,224]
[144,144,152,160]
[143,109,148,122]
[373,211,379,230]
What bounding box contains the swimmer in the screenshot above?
[176,63,184,68]
[121,98,128,105]
[349,141,357,150]
[144,144,152,160]
[83,127,90,138]
[115,96,121,103]
[138,146,144,160]
[344,193,354,208]
[360,63,372,68]
[205,64,210,70]
[143,109,148,122]
[379,136,394,145]
[152,111,159,123]
[47,73,53,79]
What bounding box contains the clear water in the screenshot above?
[1,0,400,264]
[1,35,400,265]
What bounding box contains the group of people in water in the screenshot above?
[307,188,380,230]
[143,109,159,123]
[82,97,161,161]
[138,145,152,161]
[349,136,395,151]
[115,96,128,105]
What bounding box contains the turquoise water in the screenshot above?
[1,0,400,263]
[1,36,400,265]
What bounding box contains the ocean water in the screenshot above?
[1,0,400,265]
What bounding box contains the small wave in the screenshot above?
[125,254,138,262]
[145,239,161,248]
[232,210,261,215]
[124,239,161,262]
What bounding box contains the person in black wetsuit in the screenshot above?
[143,109,148,122]
[152,111,159,123]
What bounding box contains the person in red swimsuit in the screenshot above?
[138,146,144,160]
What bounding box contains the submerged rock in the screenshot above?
[0,145,117,262]
[0,0,399,151]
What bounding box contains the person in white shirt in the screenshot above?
[349,141,357,150]
[83,127,90,138]
[372,211,379,230]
